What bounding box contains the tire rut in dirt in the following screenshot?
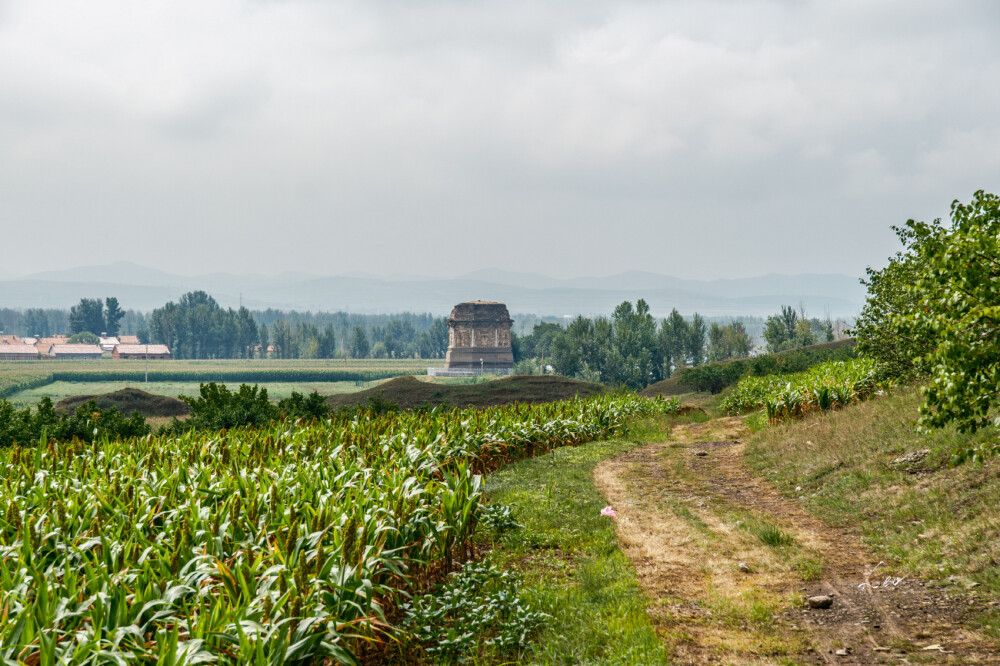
[596,438,997,664]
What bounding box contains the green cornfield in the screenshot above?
[0,393,677,664]
[720,357,893,422]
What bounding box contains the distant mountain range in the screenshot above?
[0,262,865,318]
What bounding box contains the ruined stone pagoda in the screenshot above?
[444,301,514,373]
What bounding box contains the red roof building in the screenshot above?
[50,344,104,359]
[0,344,38,360]
[113,344,171,360]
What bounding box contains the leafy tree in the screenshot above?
[686,313,706,366]
[67,331,99,345]
[610,299,660,388]
[104,297,125,336]
[316,324,337,359]
[235,307,259,358]
[349,325,370,358]
[257,323,269,358]
[707,322,752,362]
[762,314,789,352]
[69,298,106,335]
[518,322,563,361]
[727,321,752,358]
[794,318,816,347]
[659,309,689,376]
[23,309,50,337]
[150,292,258,359]
[856,191,1000,434]
[763,306,831,352]
[417,319,449,359]
[270,320,295,359]
[850,248,930,379]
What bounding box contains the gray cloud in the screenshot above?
[0,0,998,282]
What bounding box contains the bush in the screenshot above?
[0,397,149,448]
[276,390,329,421]
[176,382,278,431]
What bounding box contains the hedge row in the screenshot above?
[49,369,412,384]
[0,372,54,399]
[676,339,858,394]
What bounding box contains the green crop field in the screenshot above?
[0,358,444,401]
[0,393,678,663]
[720,357,894,421]
[4,379,394,409]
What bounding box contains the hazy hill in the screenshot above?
[0,264,864,317]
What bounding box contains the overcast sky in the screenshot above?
[2,0,998,281]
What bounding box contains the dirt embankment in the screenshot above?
[326,374,606,411]
[56,387,189,417]
[594,417,997,664]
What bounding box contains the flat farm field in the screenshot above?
[6,379,395,408]
[0,358,443,402]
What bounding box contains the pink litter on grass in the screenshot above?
[601,506,616,518]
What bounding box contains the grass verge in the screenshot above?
[478,419,673,665]
[744,386,1000,637]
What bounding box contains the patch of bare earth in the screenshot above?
[593,417,998,664]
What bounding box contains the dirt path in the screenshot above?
[593,417,997,664]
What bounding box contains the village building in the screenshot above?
[113,344,172,360]
[0,343,38,360]
[99,336,120,352]
[431,301,514,376]
[50,344,104,360]
[118,335,141,345]
[0,335,21,344]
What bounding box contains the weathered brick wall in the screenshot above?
[445,301,515,369]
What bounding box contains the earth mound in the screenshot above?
[56,387,190,417]
[326,374,606,411]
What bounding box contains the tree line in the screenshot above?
[146,292,450,360]
[2,292,835,368]
[512,300,747,389]
[0,292,450,360]
[513,300,839,390]
[0,291,448,359]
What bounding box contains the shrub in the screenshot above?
[277,390,329,421]
[178,382,278,431]
[0,397,149,447]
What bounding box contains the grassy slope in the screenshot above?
[640,338,858,398]
[479,416,681,664]
[326,374,607,410]
[744,387,1000,635]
